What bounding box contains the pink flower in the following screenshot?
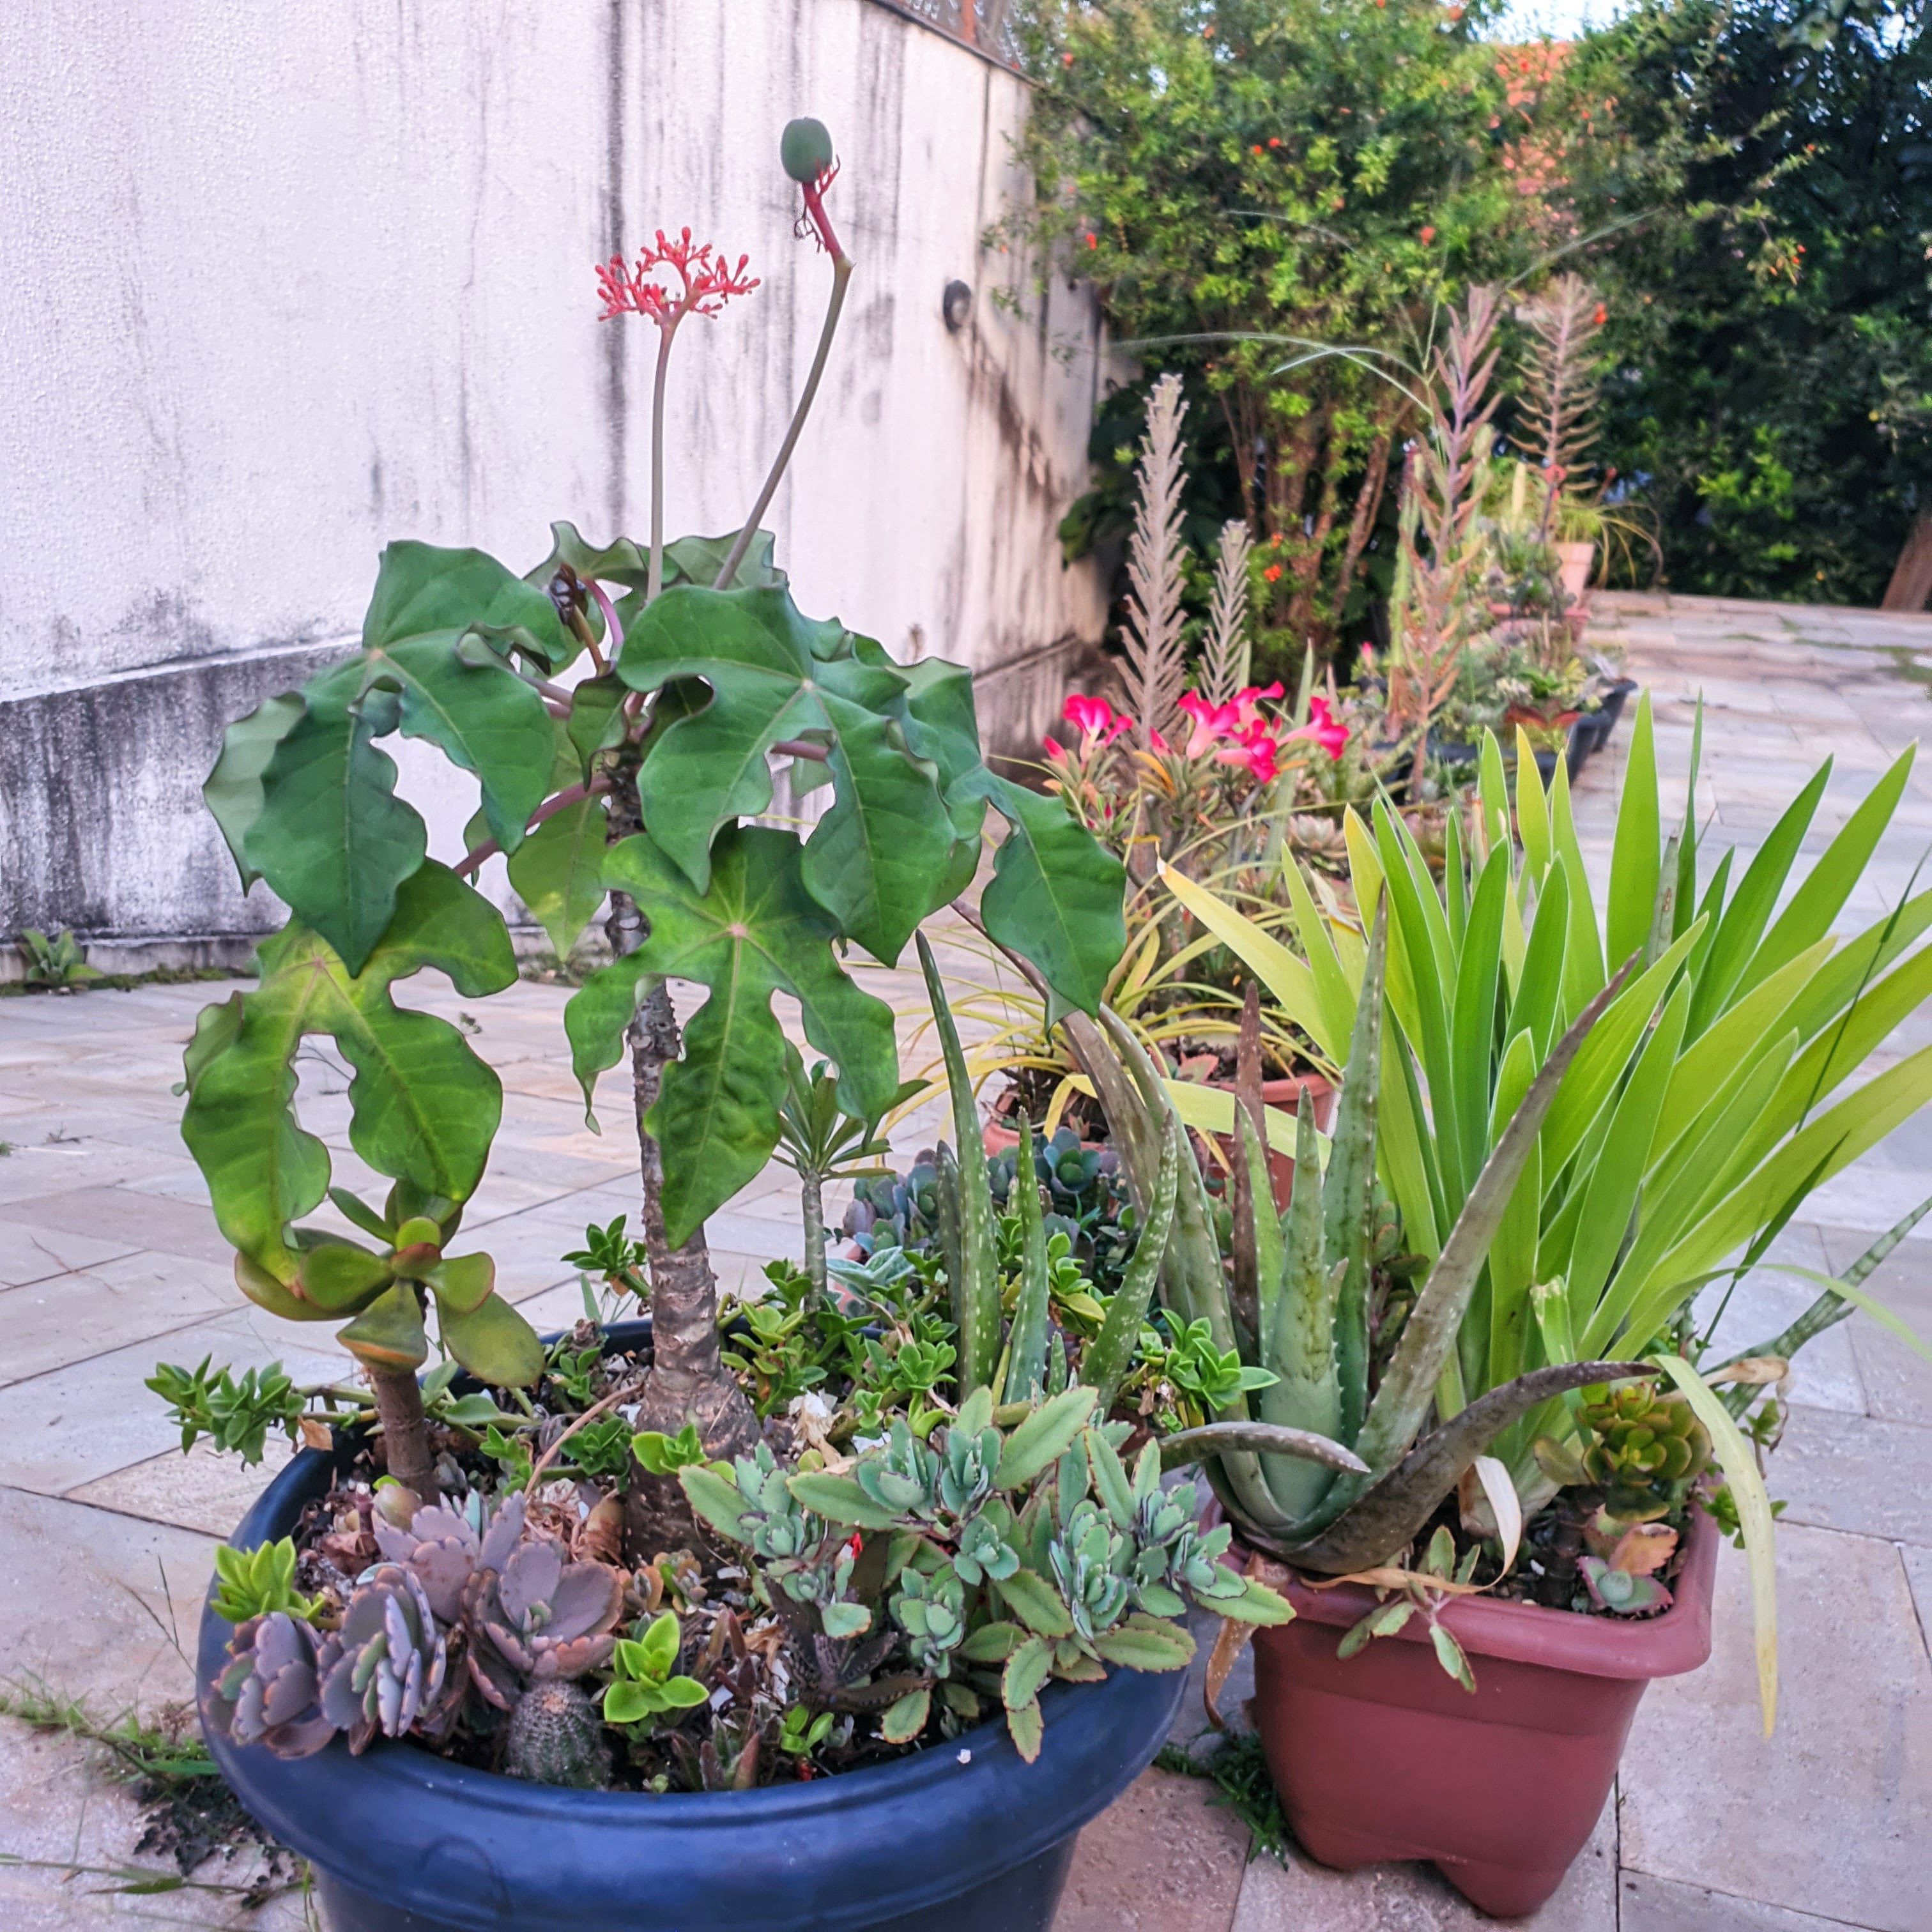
[1230,682,1284,732]
[1284,696,1350,762]
[595,228,759,325]
[1177,690,1239,758]
[1062,694,1131,746]
[1215,726,1283,784]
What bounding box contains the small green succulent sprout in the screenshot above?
[1577,1381,1711,1515]
[632,1422,705,1476]
[602,1613,709,1727]
[1047,1501,1133,1643]
[937,1400,1002,1517]
[891,1565,968,1678]
[854,1418,940,1519]
[147,1357,305,1465]
[953,1512,1020,1586]
[211,1538,325,1625]
[561,1215,648,1300]
[1578,1518,1679,1616]
[777,1703,835,1758]
[781,116,835,185]
[1154,1317,1280,1418]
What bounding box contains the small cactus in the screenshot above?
[505,1680,610,1788]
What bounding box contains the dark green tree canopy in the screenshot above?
[1598,0,1932,602]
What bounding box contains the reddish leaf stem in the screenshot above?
[454,777,611,878]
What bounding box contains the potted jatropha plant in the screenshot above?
[1070,698,1932,1916]
[166,119,1303,1932]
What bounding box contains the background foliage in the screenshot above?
[1595,0,1932,604]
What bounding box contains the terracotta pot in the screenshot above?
[1556,540,1596,602]
[1207,1074,1336,1211]
[1248,1505,1718,1917]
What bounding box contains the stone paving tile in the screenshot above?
[1619,1524,1931,1932]
[0,1486,302,1929]
[0,1185,237,1268]
[66,1436,298,1539]
[1620,1871,1893,1931]
[0,1310,346,1498]
[1054,1768,1249,1932]
[1227,1795,1616,1929]
[0,1218,137,1291]
[0,1252,238,1390]
[1900,1545,1932,1664]
[1761,1404,1932,1548]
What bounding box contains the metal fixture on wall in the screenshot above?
[942,280,973,332]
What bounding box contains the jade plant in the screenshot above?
[174,117,1126,1554]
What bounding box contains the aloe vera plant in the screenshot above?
[1137,696,1932,1723]
[1067,904,1648,1575]
[1159,698,1932,1501]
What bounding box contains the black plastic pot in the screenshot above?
[1597,678,1639,734]
[198,1345,1183,1931]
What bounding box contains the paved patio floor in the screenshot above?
[1,592,1928,1928]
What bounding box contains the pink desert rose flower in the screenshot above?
[1062,694,1133,746]
[1284,695,1349,762]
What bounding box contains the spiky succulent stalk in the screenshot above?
[1082,1114,1182,1417]
[918,934,1000,1395]
[505,1680,611,1788]
[1007,1117,1053,1402]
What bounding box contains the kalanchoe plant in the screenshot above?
[677,1384,1300,1763]
[177,117,1127,1556]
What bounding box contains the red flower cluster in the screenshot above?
[1045,684,1347,794]
[1177,684,1289,780]
[595,229,759,326]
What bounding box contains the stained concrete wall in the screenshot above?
[0,0,1108,958]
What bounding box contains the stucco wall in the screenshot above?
[0,0,1108,955]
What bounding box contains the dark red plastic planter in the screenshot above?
[1250,1505,1718,1917]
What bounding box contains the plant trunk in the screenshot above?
[602,762,759,1563]
[1882,512,1932,611]
[370,1365,437,1505]
[801,1167,827,1292]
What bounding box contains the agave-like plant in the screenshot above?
[1066,902,1649,1577]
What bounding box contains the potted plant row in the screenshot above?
[167,121,1317,1932]
[1100,696,1932,1913]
